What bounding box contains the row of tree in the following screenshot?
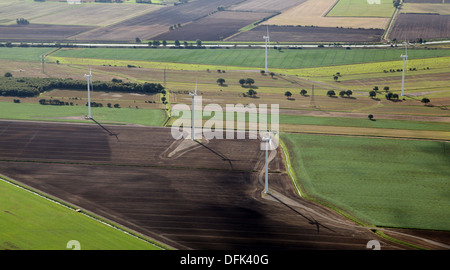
[16,18,29,25]
[0,77,165,98]
[39,99,73,106]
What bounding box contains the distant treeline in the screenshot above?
[0,77,165,98]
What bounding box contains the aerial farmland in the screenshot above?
[0,0,449,260]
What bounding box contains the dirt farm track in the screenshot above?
[0,120,448,250]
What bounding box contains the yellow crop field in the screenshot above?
[401,3,450,15]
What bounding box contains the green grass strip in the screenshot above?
[0,175,168,250]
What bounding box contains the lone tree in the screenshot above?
[385,92,393,100]
[373,86,379,91]
[245,78,255,87]
[284,91,292,99]
[247,89,257,97]
[383,86,390,92]
[369,90,377,98]
[4,72,12,78]
[300,89,308,96]
[421,97,430,105]
[269,72,275,78]
[16,18,29,25]
[216,78,225,86]
[239,79,246,86]
[327,90,336,97]
[346,90,353,97]
[368,114,374,121]
[339,90,346,97]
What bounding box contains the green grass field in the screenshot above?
[0,178,164,250]
[51,47,450,69]
[169,109,450,132]
[282,133,450,231]
[0,102,167,126]
[279,114,450,132]
[327,0,395,18]
[0,47,55,62]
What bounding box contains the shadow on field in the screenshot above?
[268,193,336,234]
[195,140,234,170]
[90,118,120,142]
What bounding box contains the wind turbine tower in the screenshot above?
[262,130,275,194]
[84,69,93,119]
[401,42,408,96]
[189,81,198,140]
[263,26,270,73]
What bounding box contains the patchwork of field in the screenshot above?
[152,11,274,41]
[228,0,306,12]
[73,0,243,41]
[388,0,450,40]
[262,0,391,29]
[0,0,449,43]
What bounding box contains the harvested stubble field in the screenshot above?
[0,1,76,25]
[0,120,411,250]
[30,3,162,27]
[227,0,305,12]
[229,25,385,42]
[389,13,450,40]
[0,24,95,42]
[401,3,450,15]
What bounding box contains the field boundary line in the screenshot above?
[0,174,172,250]
[278,138,304,198]
[323,0,341,17]
[383,0,402,41]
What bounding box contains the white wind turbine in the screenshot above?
[263,26,270,73]
[261,129,276,194]
[84,68,93,119]
[189,81,198,140]
[401,41,408,97]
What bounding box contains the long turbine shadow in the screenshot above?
[268,193,336,234]
[90,118,120,142]
[194,140,234,170]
